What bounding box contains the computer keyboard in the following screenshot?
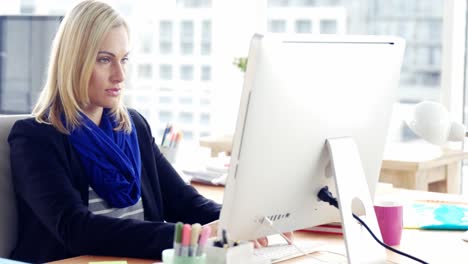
[253,243,322,263]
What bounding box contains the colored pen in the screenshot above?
[173,222,183,256]
[169,131,177,148]
[162,124,172,147]
[180,224,191,256]
[161,124,169,146]
[174,132,182,148]
[196,226,211,256]
[189,223,202,256]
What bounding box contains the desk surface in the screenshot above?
[382,145,468,171]
[49,183,468,264]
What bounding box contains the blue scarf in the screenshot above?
[68,109,142,208]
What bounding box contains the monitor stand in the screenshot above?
[326,137,386,264]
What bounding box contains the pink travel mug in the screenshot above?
[374,201,403,246]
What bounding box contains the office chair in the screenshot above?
[0,115,30,257]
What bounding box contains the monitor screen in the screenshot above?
[219,33,405,242]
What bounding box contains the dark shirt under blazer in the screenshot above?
[8,109,221,263]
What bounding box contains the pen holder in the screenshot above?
[162,249,206,264]
[204,241,266,264]
[160,146,179,164]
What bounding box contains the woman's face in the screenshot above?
[85,25,129,116]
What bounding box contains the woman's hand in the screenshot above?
[253,232,294,248]
[203,220,219,238]
[203,220,294,248]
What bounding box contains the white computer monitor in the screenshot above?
[219,33,405,262]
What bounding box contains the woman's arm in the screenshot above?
[154,142,221,224]
[129,110,221,224]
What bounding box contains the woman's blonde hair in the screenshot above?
[33,0,131,134]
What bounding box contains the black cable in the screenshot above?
[317,186,429,264]
[352,213,428,264]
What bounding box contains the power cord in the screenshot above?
[318,186,429,264]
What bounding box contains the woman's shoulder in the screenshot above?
[127,108,149,130]
[9,116,62,140]
[126,108,155,147]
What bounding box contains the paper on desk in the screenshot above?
[404,201,468,230]
[88,261,128,264]
[184,169,227,185]
[182,155,230,186]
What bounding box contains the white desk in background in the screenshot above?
[380,144,468,194]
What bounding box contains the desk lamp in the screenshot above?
[405,101,465,146]
[406,100,468,240]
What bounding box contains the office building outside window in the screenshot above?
[201,65,211,81]
[159,111,173,123]
[159,21,173,54]
[179,112,193,124]
[201,20,211,55]
[179,96,193,105]
[180,65,194,81]
[180,21,194,55]
[159,96,173,105]
[138,33,153,54]
[0,0,461,154]
[295,20,312,33]
[137,64,153,79]
[159,64,173,80]
[177,0,212,8]
[200,113,210,125]
[268,20,286,33]
[320,19,337,34]
[264,0,444,143]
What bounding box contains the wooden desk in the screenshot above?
[380,145,468,194]
[49,183,468,264]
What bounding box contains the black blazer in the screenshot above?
[8,109,221,263]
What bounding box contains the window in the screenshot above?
[159,96,173,104]
[268,0,289,7]
[136,85,152,90]
[0,16,61,114]
[2,0,458,149]
[181,130,193,140]
[295,19,311,33]
[179,96,193,105]
[179,112,193,124]
[159,111,173,123]
[200,113,210,125]
[139,33,153,53]
[263,0,449,146]
[201,65,211,81]
[268,19,286,33]
[159,64,173,80]
[200,131,210,137]
[177,0,212,8]
[201,20,212,55]
[159,21,173,54]
[200,98,211,106]
[180,65,194,81]
[20,6,35,14]
[180,20,194,55]
[137,64,153,79]
[320,19,337,34]
[135,95,151,106]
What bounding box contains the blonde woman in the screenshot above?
[7,1,220,262]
